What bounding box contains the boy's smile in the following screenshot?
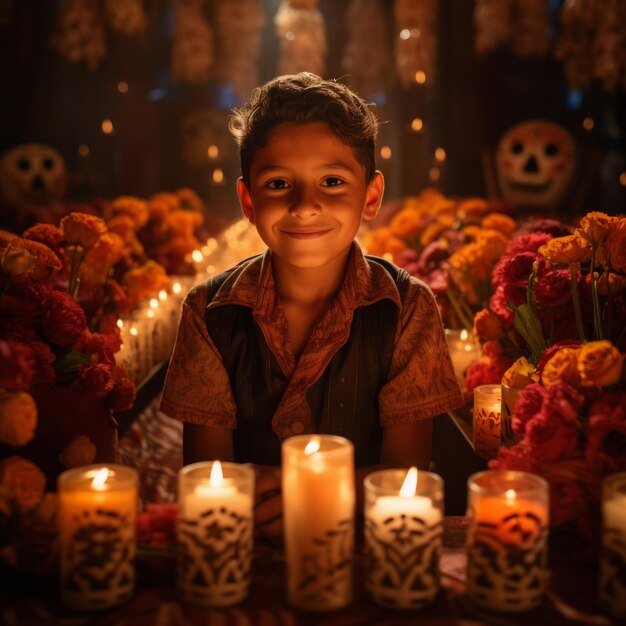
[238,121,384,271]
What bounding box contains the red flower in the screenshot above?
[0,340,35,391]
[77,363,114,397]
[489,285,515,325]
[535,267,571,308]
[511,383,547,437]
[136,503,179,545]
[22,224,65,254]
[585,392,626,473]
[40,289,86,347]
[489,441,536,473]
[505,232,552,256]
[465,354,512,394]
[109,373,136,413]
[28,341,57,391]
[74,330,119,366]
[525,414,579,461]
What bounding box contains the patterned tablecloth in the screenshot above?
[1,517,615,626]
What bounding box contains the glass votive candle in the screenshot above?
[177,461,254,607]
[465,470,549,613]
[445,329,481,390]
[364,467,444,610]
[599,471,626,619]
[57,464,138,612]
[472,384,502,460]
[282,435,355,612]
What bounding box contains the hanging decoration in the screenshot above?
[170,0,215,85]
[342,0,390,98]
[215,0,265,103]
[50,0,107,70]
[393,0,438,88]
[274,0,326,77]
[103,0,148,36]
[474,0,548,58]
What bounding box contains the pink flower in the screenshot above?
[535,267,571,308]
[525,414,579,461]
[489,441,536,473]
[505,232,552,256]
[137,503,180,545]
[511,383,547,437]
[489,285,515,325]
[465,354,512,394]
[585,392,626,473]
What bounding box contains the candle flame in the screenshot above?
[505,489,516,500]
[158,290,167,301]
[173,282,182,294]
[91,467,109,489]
[400,466,418,497]
[150,298,159,309]
[116,319,124,329]
[304,437,320,455]
[460,329,468,341]
[209,460,223,486]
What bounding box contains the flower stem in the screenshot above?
[569,263,586,342]
[590,251,603,340]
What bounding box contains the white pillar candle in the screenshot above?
[466,470,549,613]
[364,468,443,609]
[177,461,254,607]
[445,329,481,390]
[599,472,626,619]
[282,435,355,612]
[57,464,138,612]
[473,384,502,460]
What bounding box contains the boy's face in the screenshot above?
[237,121,384,270]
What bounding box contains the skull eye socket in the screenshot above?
[43,158,55,170]
[511,142,524,155]
[17,158,31,172]
[544,144,559,157]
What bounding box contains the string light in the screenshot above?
[207,145,219,158]
[212,168,224,183]
[380,146,392,159]
[101,119,114,134]
[400,29,411,40]
[411,118,423,132]
[117,81,129,94]
[429,166,440,181]
[78,144,89,157]
[435,147,446,161]
[414,71,427,84]
[582,117,594,131]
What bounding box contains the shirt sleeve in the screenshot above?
[379,276,464,426]
[159,281,237,428]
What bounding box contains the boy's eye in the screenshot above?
[322,177,344,187]
[267,179,289,190]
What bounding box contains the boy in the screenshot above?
[160,73,463,540]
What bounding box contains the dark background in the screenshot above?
[0,0,624,230]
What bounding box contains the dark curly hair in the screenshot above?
[229,73,379,187]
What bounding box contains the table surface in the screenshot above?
[1,517,620,626]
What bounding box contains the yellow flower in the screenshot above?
[502,357,536,389]
[538,234,591,264]
[541,346,583,388]
[3,238,62,281]
[0,456,46,512]
[59,435,96,469]
[578,340,624,387]
[0,244,37,277]
[481,213,517,237]
[576,212,618,248]
[61,212,107,249]
[606,217,626,273]
[0,390,37,447]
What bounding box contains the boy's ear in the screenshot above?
[362,171,384,222]
[237,177,255,224]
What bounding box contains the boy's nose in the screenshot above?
[289,191,320,218]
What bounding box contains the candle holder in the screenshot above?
[445,329,480,390]
[500,382,523,446]
[599,471,626,619]
[58,464,138,612]
[177,461,254,607]
[282,435,355,612]
[466,470,549,613]
[472,384,502,460]
[364,468,443,610]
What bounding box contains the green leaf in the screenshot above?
[54,351,91,376]
[508,301,546,364]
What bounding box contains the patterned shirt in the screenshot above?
[160,241,464,441]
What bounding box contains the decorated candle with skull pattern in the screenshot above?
[177,461,254,607]
[465,470,549,613]
[283,435,355,612]
[599,472,626,619]
[58,464,138,612]
[364,468,443,610]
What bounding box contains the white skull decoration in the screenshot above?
[496,120,576,210]
[0,143,67,207]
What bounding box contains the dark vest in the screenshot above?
[204,256,404,467]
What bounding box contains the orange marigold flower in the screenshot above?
[177,187,204,212]
[0,455,46,512]
[107,215,145,256]
[359,227,406,260]
[578,341,624,387]
[4,238,62,281]
[167,209,203,238]
[61,212,107,249]
[481,212,517,237]
[541,346,583,388]
[606,217,626,273]
[59,435,96,469]
[456,197,489,220]
[474,308,503,341]
[539,234,591,264]
[593,271,626,296]
[1,244,37,277]
[576,212,618,248]
[0,390,38,447]
[123,260,172,307]
[476,229,509,261]
[108,195,149,229]
[0,229,18,246]
[80,233,126,285]
[149,192,179,214]
[389,207,426,239]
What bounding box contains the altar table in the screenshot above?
[1,517,618,626]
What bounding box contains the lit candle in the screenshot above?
[445,329,480,390]
[57,464,138,611]
[466,470,549,613]
[364,467,443,609]
[177,461,254,607]
[282,435,355,611]
[599,472,626,619]
[473,384,502,460]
